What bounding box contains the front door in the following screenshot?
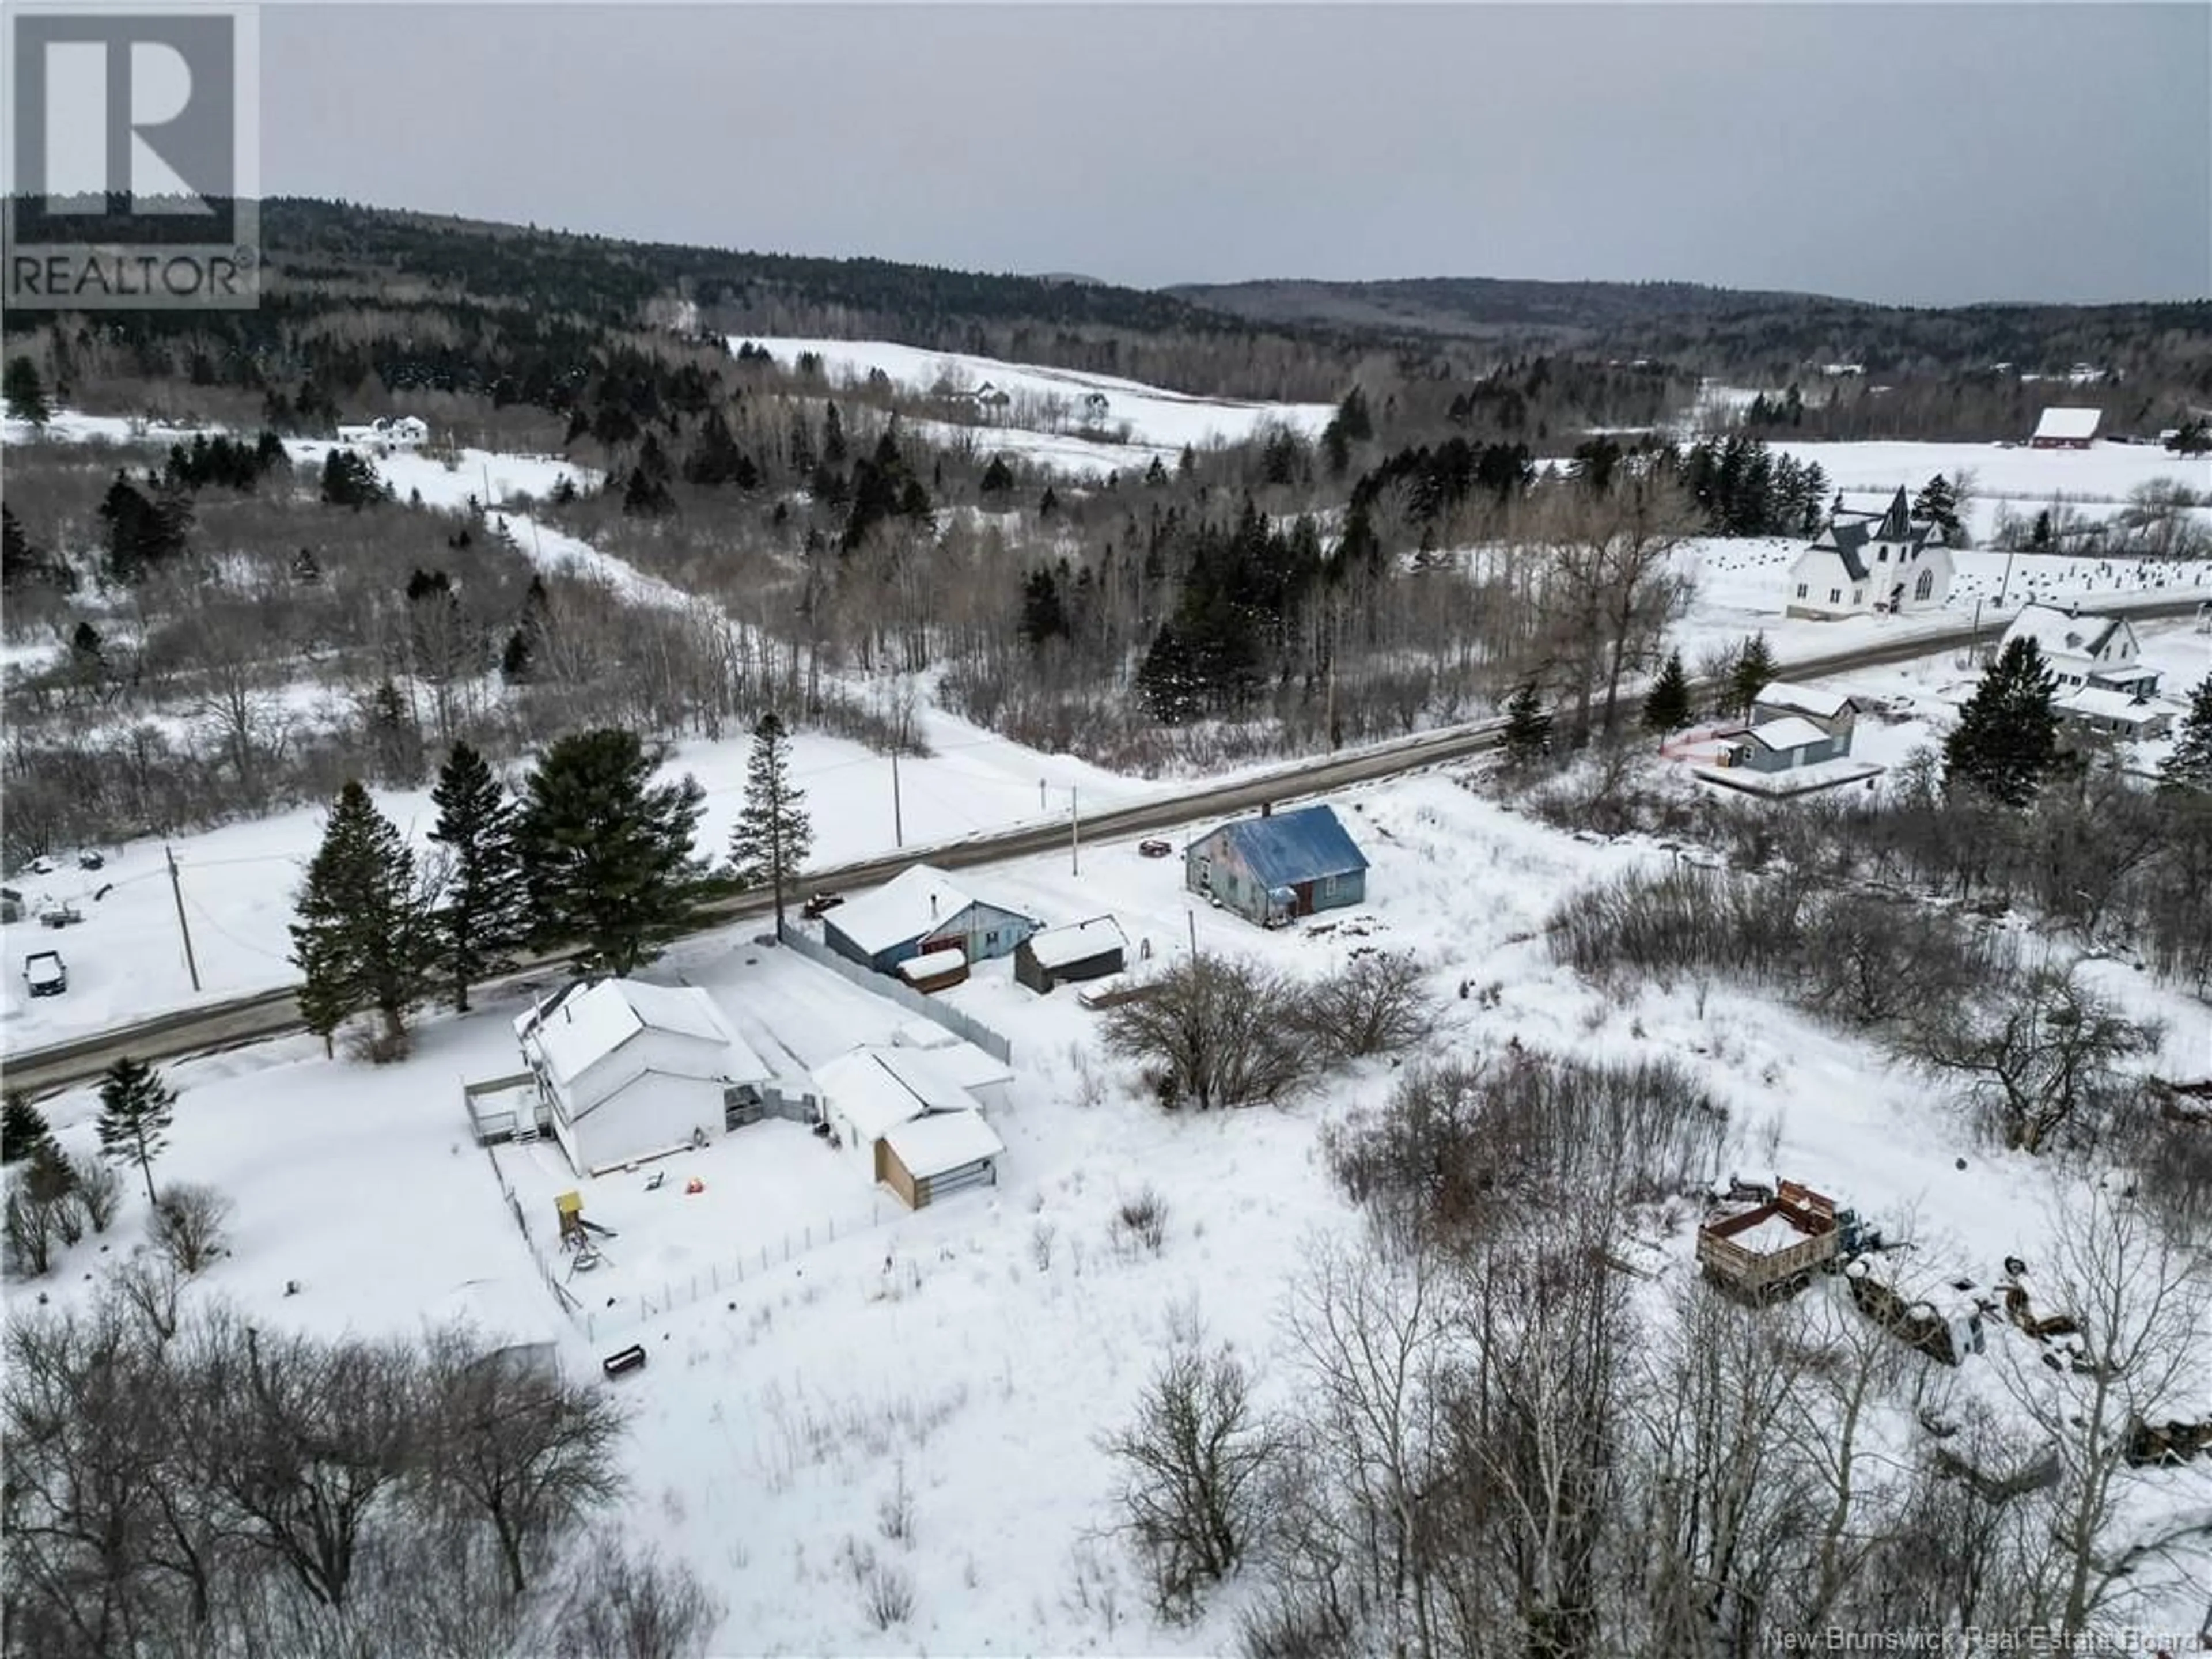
[1293,881,1315,916]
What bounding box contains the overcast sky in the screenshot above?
[254,3,2209,305]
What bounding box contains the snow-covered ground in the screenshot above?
[22,765,2210,1652]
[739,335,1336,453]
[1675,537,2212,671]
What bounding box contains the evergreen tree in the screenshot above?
[2159,672,2212,791]
[2,1092,54,1165]
[429,742,529,1011]
[99,472,184,582]
[3,355,50,425]
[979,454,1014,497]
[515,729,705,975]
[1945,637,2060,806]
[95,1056,176,1207]
[1913,474,1963,542]
[2,502,71,593]
[1501,683,1553,768]
[681,407,748,486]
[290,781,439,1051]
[1037,485,1059,518]
[1643,650,1692,733]
[320,448,387,509]
[728,713,815,935]
[500,627,535,683]
[1728,632,1779,717]
[621,461,674,516]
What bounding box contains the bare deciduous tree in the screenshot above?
[1101,955,1310,1111]
[1103,1335,1288,1619]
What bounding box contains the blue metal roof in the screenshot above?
[1212,805,1368,887]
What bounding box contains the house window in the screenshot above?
[1851,589,1864,605]
[1829,589,1843,604]
[1877,547,1888,562]
[1914,569,1934,601]
[984,930,1000,949]
[1795,583,1808,599]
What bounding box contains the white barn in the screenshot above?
[513,979,771,1175]
[1787,489,1953,620]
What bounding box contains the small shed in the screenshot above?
[814,1044,975,1165]
[823,863,1039,974]
[2031,407,2101,449]
[1187,804,1369,928]
[878,1109,1004,1209]
[1014,916,1127,993]
[1729,716,1851,773]
[897,948,968,993]
[0,888,22,924]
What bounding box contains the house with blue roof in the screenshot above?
[1184,803,1369,928]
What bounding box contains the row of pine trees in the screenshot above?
[292,715,815,1058]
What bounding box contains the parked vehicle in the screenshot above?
[77,850,104,870]
[801,891,846,920]
[26,856,55,876]
[23,949,67,997]
[1138,839,1173,858]
[37,902,82,929]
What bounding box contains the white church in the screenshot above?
[1786,488,1954,621]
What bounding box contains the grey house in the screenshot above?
[1730,716,1852,774]
[824,863,1040,975]
[1186,804,1368,928]
[1014,916,1127,994]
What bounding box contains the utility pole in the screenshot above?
[1186,908,1199,961]
[1325,599,1340,752]
[165,844,202,992]
[1998,548,2017,611]
[1070,787,1080,877]
[1039,778,1046,811]
[891,751,904,849]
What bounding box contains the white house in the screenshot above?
[334,415,429,452]
[2055,687,2173,741]
[1998,604,2159,695]
[1786,489,1953,620]
[813,1044,979,1164]
[513,979,771,1175]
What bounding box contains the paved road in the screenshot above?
[7,594,2203,1099]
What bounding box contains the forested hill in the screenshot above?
[0,198,1377,406]
[1169,275,2212,391]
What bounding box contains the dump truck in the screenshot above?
[22,949,67,997]
[1696,1180,1846,1301]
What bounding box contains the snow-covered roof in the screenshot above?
[433,1277,559,1352]
[882,1108,1004,1179]
[2002,604,2122,663]
[891,1020,959,1051]
[914,1039,1014,1093]
[1752,681,1857,721]
[2033,406,2102,441]
[1027,915,1127,971]
[897,948,967,983]
[515,979,763,1088]
[827,865,978,956]
[2059,687,2168,724]
[1742,717,1832,752]
[815,1046,978,1144]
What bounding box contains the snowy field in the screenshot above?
[22,764,2211,1652]
[738,335,1336,451]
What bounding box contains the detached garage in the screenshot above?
[878,1109,1005,1208]
[1014,916,1127,994]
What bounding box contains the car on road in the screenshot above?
[1138,839,1173,858]
[23,950,67,997]
[801,891,846,920]
[77,850,105,870]
[26,856,55,876]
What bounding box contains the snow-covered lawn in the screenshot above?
[739,335,1336,453]
[23,762,2209,1651]
[1762,437,2208,512]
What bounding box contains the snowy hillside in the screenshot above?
[738,335,1336,455]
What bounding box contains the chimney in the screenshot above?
[1262,801,1272,818]
[929,893,938,918]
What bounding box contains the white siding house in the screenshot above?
[813,1044,978,1166]
[513,979,771,1175]
[1998,605,2158,695]
[1786,488,1952,620]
